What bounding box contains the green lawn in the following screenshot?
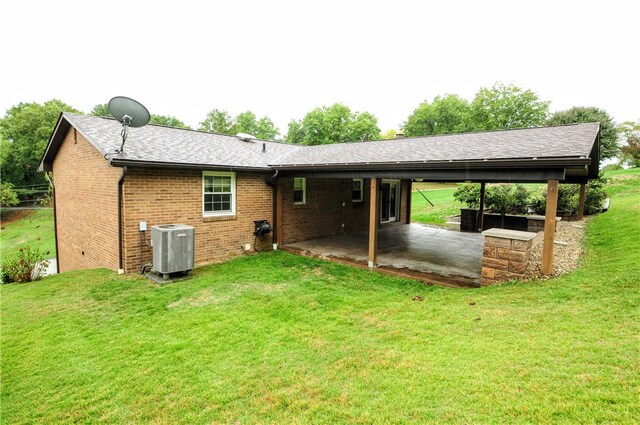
[1,170,639,423]
[411,188,462,224]
[0,209,56,259]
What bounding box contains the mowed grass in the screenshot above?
[1,169,639,423]
[411,188,462,224]
[0,209,56,259]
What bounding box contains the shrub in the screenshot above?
[454,183,534,214]
[1,183,19,208]
[536,174,608,216]
[485,184,532,215]
[584,175,608,215]
[1,246,49,283]
[453,183,481,208]
[601,163,623,173]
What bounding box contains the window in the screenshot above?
[352,178,363,202]
[203,171,236,216]
[293,177,306,205]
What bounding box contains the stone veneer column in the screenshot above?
[481,228,536,286]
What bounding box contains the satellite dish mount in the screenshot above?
[108,96,150,153]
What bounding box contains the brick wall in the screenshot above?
[52,127,411,274]
[52,128,122,272]
[122,168,274,273]
[280,178,410,245]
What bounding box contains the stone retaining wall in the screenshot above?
[527,215,560,233]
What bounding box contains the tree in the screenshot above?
[149,115,190,129]
[285,103,380,145]
[546,106,619,161]
[198,109,278,139]
[403,94,471,136]
[199,109,235,134]
[618,120,640,167]
[91,103,190,129]
[470,83,549,130]
[234,111,279,140]
[0,100,81,188]
[380,129,399,140]
[285,120,305,144]
[90,103,111,117]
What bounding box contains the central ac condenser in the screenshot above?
[151,224,195,276]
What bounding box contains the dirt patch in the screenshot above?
[525,220,587,279]
[167,283,288,309]
[167,289,229,308]
[0,210,33,227]
[610,174,638,181]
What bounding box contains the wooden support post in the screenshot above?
[275,179,283,246]
[406,179,412,224]
[541,179,559,275]
[368,178,380,268]
[577,183,586,221]
[478,182,486,231]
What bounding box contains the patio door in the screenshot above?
[380,180,400,223]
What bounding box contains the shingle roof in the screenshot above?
[41,113,599,175]
[60,113,303,170]
[272,123,600,168]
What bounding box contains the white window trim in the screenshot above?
[202,171,236,216]
[352,178,363,203]
[293,177,306,205]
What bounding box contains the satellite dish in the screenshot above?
[108,96,150,153]
[108,96,150,128]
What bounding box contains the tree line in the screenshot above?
[1,83,639,206]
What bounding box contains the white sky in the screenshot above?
[1,0,638,137]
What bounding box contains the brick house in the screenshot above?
[40,113,600,281]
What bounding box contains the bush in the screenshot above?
[1,183,19,207]
[584,175,608,215]
[536,174,608,216]
[601,163,623,173]
[453,183,481,208]
[485,184,532,215]
[454,183,534,214]
[1,246,49,283]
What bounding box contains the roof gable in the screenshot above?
[41,113,302,172]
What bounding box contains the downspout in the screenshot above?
[117,166,128,273]
[45,172,59,274]
[266,170,279,245]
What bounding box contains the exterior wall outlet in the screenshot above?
[139,221,147,231]
[244,243,251,251]
[341,223,345,228]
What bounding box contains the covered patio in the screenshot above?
[272,123,601,287]
[284,223,483,287]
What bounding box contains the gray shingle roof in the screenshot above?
[42,114,599,173]
[272,123,600,168]
[64,113,302,170]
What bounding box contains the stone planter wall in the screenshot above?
[527,215,560,233]
[481,228,536,286]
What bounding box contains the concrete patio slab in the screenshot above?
[285,223,483,286]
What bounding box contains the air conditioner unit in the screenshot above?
[151,224,195,277]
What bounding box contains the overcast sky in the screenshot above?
[2,0,638,136]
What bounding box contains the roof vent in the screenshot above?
[236,133,256,142]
